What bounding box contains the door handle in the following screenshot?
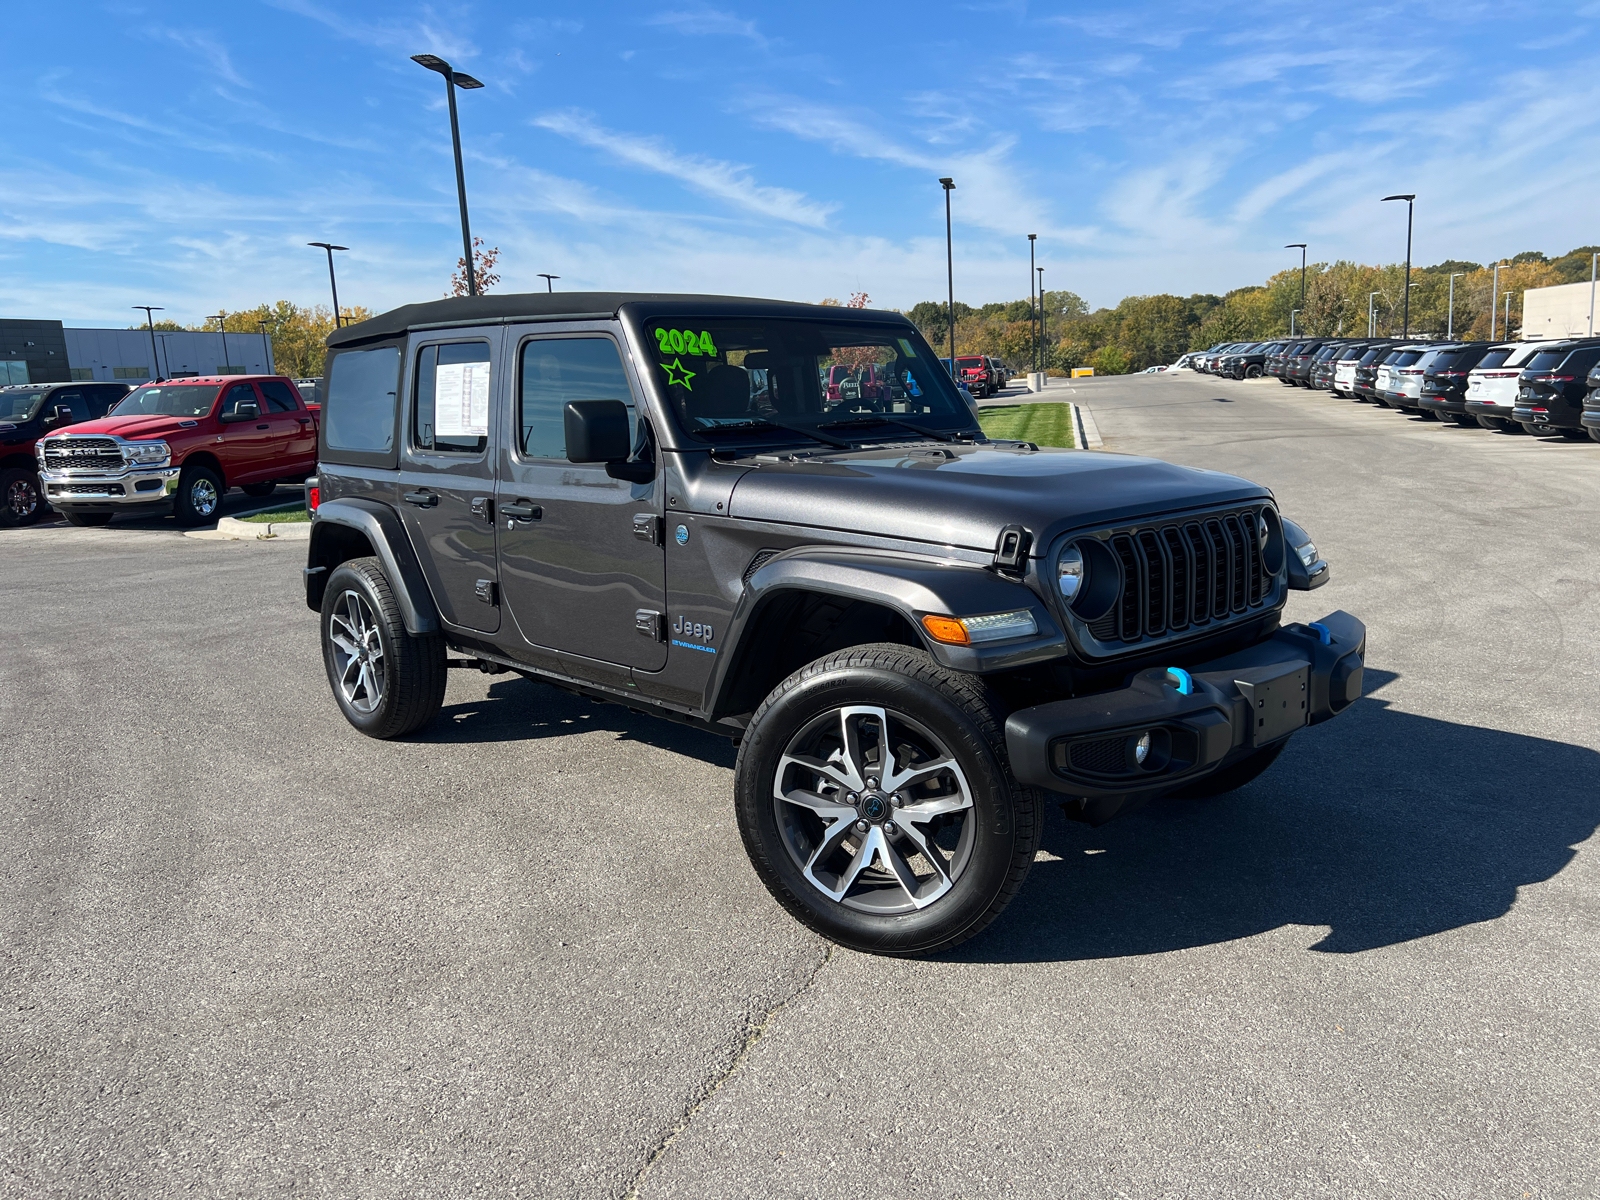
[501,501,541,521]
[403,491,439,507]
[256,423,270,430]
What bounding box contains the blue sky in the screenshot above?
[5,1,1599,326]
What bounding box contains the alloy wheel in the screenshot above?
[189,477,219,517]
[773,705,975,915]
[7,475,40,520]
[328,589,386,714]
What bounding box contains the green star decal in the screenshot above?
[662,357,696,390]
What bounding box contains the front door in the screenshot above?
[397,333,501,634]
[217,382,275,481]
[496,328,666,671]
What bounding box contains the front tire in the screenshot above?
[734,643,1040,956]
[320,557,446,739]
[1,467,44,527]
[173,464,224,526]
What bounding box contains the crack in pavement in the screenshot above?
[622,942,835,1200]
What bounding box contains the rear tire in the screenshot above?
[1476,415,1518,432]
[734,643,1040,956]
[1450,412,1477,426]
[1246,365,1262,379]
[173,464,224,526]
[321,557,446,739]
[1165,740,1288,801]
[61,511,113,527]
[1,467,44,527]
[241,482,277,498]
[1589,428,1600,443]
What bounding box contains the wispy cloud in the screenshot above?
[647,6,769,47]
[264,0,478,60]
[157,29,249,88]
[532,109,834,227]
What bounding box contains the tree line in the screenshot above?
[136,301,373,378]
[902,245,1600,375]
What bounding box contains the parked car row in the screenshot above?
[0,374,320,528]
[1185,334,1600,442]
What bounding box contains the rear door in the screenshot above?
[256,378,316,470]
[496,324,666,671]
[397,331,502,634]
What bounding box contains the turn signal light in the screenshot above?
[921,609,1038,646]
[921,615,969,644]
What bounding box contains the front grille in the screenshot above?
[44,438,122,471]
[1084,507,1273,649]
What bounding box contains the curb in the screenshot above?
[1070,403,1104,450]
[192,517,312,541]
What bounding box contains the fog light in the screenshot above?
[1133,732,1151,765]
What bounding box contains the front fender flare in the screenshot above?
[306,498,440,635]
[706,546,1066,717]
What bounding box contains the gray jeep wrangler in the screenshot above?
[305,292,1361,956]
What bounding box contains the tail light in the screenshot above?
[308,484,319,511]
[1540,375,1574,382]
[1482,371,1518,378]
[1399,369,1422,375]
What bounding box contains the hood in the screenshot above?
[727,444,1269,553]
[47,414,204,441]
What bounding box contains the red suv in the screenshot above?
[954,355,994,398]
[36,375,318,527]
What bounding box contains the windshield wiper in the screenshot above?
[699,418,853,449]
[817,415,963,443]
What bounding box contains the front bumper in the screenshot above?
[1006,610,1365,810]
[40,466,179,509]
[1582,408,1600,430]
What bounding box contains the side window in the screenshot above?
[221,383,259,416]
[88,386,124,417]
[257,380,300,413]
[518,337,635,460]
[54,391,90,421]
[324,346,400,454]
[413,342,491,454]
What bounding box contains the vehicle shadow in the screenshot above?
[955,670,1600,963]
[418,673,739,768]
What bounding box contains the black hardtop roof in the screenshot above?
[326,291,916,349]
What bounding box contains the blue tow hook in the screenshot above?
[1307,621,1332,645]
[1164,667,1193,695]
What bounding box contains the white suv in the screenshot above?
[1374,345,1436,408]
[1463,342,1553,431]
[1332,344,1379,397]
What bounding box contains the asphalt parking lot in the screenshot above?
[3,372,1596,1198]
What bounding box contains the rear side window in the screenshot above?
[519,337,635,460]
[258,380,300,412]
[414,341,491,454]
[1560,346,1600,374]
[324,346,400,455]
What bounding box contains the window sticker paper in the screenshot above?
[435,360,491,437]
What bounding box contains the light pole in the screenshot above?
[412,54,486,297]
[1028,233,1038,373]
[939,177,955,371]
[1368,291,1381,338]
[1490,261,1503,340]
[1504,290,1513,340]
[132,306,163,381]
[308,243,348,327]
[1037,267,1046,370]
[1290,309,1300,337]
[1285,243,1307,317]
[156,333,175,379]
[257,320,274,373]
[1447,272,1465,339]
[537,273,559,293]
[209,313,231,374]
[1589,252,1597,337]
[1381,194,1415,338]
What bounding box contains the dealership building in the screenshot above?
[1519,281,1599,340]
[0,318,276,385]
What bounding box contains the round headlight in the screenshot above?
[1057,544,1084,601]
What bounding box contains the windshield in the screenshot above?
[643,316,972,445]
[0,389,49,422]
[110,383,220,417]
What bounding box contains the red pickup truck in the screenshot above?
[36,375,318,527]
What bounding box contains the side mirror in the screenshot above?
[219,402,259,424]
[46,404,76,427]
[564,400,631,463]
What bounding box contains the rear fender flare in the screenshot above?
[306,497,440,635]
[706,547,1065,717]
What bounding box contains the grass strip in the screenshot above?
[239,507,310,524]
[977,403,1075,448]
